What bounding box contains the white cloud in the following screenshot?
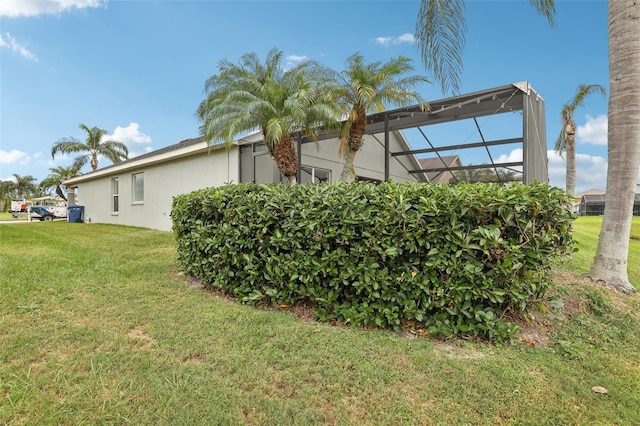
[496,148,523,165]
[547,149,607,194]
[0,33,37,61]
[0,0,105,17]
[0,149,30,165]
[374,33,415,47]
[127,146,154,160]
[103,123,152,147]
[284,55,308,70]
[286,55,308,64]
[577,114,607,145]
[492,148,606,194]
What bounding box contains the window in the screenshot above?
[132,173,144,203]
[300,166,331,184]
[111,177,119,213]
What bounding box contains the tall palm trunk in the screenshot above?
[565,120,577,196]
[55,185,67,201]
[90,153,99,171]
[588,0,639,293]
[273,135,298,185]
[340,106,367,182]
[340,148,358,182]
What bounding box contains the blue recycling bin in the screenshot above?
[68,205,85,223]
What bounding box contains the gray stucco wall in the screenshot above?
[240,132,422,184]
[75,146,238,232]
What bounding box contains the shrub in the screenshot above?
[172,182,574,342]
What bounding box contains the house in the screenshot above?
[63,82,550,232]
[573,188,605,215]
[578,192,640,216]
[418,155,462,184]
[63,130,426,231]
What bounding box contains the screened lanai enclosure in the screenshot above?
[579,194,640,216]
[237,82,548,185]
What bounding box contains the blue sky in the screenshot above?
[0,0,615,194]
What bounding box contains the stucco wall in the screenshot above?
[68,130,420,232]
[300,133,420,183]
[240,132,422,184]
[76,147,238,232]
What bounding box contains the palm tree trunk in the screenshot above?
[90,152,99,171]
[565,121,576,196]
[340,148,357,182]
[273,135,298,185]
[587,0,639,294]
[55,185,67,202]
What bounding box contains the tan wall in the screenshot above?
[300,133,419,183]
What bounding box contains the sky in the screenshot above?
[0,0,620,195]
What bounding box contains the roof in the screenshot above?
[418,155,461,183]
[64,137,229,185]
[577,188,605,197]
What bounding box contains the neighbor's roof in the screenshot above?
[418,155,461,183]
[577,188,605,197]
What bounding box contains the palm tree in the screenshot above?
[0,180,14,212]
[196,48,341,185]
[415,0,556,95]
[587,0,639,294]
[51,124,129,172]
[495,168,523,184]
[555,84,606,196]
[451,165,490,183]
[323,53,429,182]
[39,165,81,201]
[415,0,638,293]
[11,173,38,199]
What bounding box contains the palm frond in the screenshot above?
[416,0,466,95]
[528,0,557,28]
[555,84,606,155]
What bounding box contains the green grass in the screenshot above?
[1,220,639,425]
[0,212,27,221]
[570,216,640,285]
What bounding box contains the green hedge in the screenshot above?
[172,182,574,341]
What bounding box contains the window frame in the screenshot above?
[132,172,144,204]
[111,177,119,214]
[300,165,331,184]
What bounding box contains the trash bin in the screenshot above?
[68,205,85,223]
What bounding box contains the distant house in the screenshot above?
[578,191,640,216]
[573,188,605,214]
[418,155,462,183]
[63,130,426,231]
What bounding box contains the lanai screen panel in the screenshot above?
[239,82,549,185]
[364,82,548,184]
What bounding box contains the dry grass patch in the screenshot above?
[127,327,155,349]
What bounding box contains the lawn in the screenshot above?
[1,218,639,425]
[0,212,27,221]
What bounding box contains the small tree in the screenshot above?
[555,84,606,196]
[51,124,129,172]
[39,165,81,201]
[322,53,428,181]
[11,174,38,199]
[0,180,15,212]
[196,48,341,185]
